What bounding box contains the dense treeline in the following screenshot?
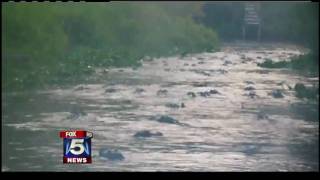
[2,2,219,90]
[200,2,318,76]
[200,2,318,49]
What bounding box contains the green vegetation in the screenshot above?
[200,2,318,49]
[258,53,319,77]
[2,2,219,90]
[294,83,319,101]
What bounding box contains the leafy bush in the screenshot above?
[2,2,219,90]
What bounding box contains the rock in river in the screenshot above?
[199,91,211,97]
[157,115,180,124]
[270,89,284,98]
[209,89,219,94]
[157,89,168,96]
[67,109,87,120]
[99,148,124,161]
[187,92,196,98]
[165,102,185,108]
[244,86,256,91]
[105,88,117,93]
[134,88,145,94]
[134,130,163,138]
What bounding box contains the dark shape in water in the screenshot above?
[270,89,284,98]
[74,85,89,91]
[105,88,117,93]
[157,115,180,124]
[242,145,260,155]
[191,64,196,67]
[184,63,189,66]
[249,91,257,98]
[294,83,306,92]
[257,111,268,120]
[181,103,186,108]
[157,89,168,96]
[294,83,318,99]
[187,92,196,98]
[244,91,257,99]
[99,148,124,161]
[165,103,180,108]
[134,130,163,138]
[244,86,255,91]
[68,109,87,120]
[209,89,219,94]
[244,81,255,85]
[134,88,145,94]
[217,69,228,74]
[223,60,232,66]
[192,82,209,87]
[199,91,211,97]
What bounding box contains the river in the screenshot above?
[2,42,319,171]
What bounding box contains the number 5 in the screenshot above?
[70,139,85,155]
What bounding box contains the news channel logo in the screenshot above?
[59,130,93,164]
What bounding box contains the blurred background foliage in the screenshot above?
[2,2,219,90]
[2,2,318,91]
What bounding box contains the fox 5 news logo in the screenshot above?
[59,130,93,164]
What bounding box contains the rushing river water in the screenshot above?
[2,42,319,171]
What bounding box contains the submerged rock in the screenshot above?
[257,111,268,120]
[187,92,196,98]
[68,109,87,120]
[157,89,168,96]
[165,103,180,108]
[270,89,284,98]
[248,91,257,98]
[134,130,163,138]
[198,89,219,97]
[244,81,255,85]
[105,88,117,93]
[294,83,306,92]
[198,91,211,97]
[99,148,124,161]
[165,102,185,108]
[134,88,145,94]
[157,115,180,124]
[192,82,209,87]
[244,86,256,91]
[217,69,228,74]
[223,60,232,66]
[74,85,89,91]
[209,89,219,94]
[244,91,257,99]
